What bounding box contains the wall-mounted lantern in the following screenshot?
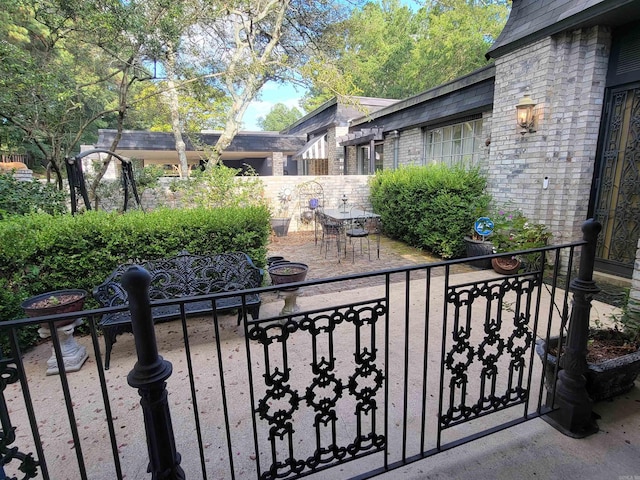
[516,94,536,134]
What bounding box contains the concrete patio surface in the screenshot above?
[4,232,639,480]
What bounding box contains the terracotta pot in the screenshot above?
[21,289,87,327]
[491,256,522,274]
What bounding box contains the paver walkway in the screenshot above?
[266,231,473,295]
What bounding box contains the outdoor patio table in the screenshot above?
[323,208,381,261]
[323,207,380,223]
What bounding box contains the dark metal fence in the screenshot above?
[0,222,602,479]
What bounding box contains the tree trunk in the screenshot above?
[165,44,189,178]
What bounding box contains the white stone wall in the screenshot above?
[114,175,372,233]
[258,175,372,232]
[630,238,640,323]
[488,26,611,245]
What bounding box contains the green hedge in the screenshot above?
[369,164,490,259]
[0,206,271,328]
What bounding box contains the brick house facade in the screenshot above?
[340,0,640,282]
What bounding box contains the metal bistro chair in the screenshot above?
[344,206,379,263]
[318,211,344,262]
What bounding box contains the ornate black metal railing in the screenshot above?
[0,226,600,479]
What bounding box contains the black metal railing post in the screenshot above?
[122,266,185,479]
[545,218,601,437]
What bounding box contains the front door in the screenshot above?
[592,84,640,277]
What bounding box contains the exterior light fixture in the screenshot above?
[516,94,536,134]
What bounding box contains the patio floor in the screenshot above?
[4,232,639,480]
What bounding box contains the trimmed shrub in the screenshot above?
[369,164,490,258]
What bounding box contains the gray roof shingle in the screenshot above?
[486,0,640,59]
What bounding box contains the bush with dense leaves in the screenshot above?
[0,172,67,219]
[369,164,490,258]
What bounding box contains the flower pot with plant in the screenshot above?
[268,262,309,315]
[464,216,495,269]
[490,208,551,274]
[20,289,89,375]
[536,291,640,402]
[21,289,88,326]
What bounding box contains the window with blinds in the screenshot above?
[424,118,483,166]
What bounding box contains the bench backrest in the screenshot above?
[93,251,263,307]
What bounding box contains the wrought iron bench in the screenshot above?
[93,250,263,369]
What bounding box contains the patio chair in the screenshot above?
[317,210,343,262]
[344,206,377,263]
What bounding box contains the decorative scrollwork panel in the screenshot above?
[247,299,387,480]
[0,353,40,480]
[441,275,540,429]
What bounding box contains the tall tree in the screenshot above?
[0,0,155,191]
[178,0,350,167]
[304,0,509,103]
[408,0,510,89]
[257,103,303,131]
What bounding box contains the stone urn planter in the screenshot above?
[268,262,308,288]
[267,263,309,314]
[21,289,87,326]
[535,335,640,402]
[21,289,89,375]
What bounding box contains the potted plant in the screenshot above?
[536,295,640,402]
[21,289,88,326]
[267,262,309,287]
[270,187,294,237]
[464,216,495,269]
[267,262,309,314]
[20,289,89,375]
[490,208,551,274]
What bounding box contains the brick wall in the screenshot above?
[329,126,349,175]
[114,175,372,233]
[488,26,611,245]
[397,128,423,165]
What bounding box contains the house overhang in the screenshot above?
[486,0,640,59]
[96,129,306,163]
[338,128,384,147]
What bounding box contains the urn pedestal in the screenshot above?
[21,289,89,375]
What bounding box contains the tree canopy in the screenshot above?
[257,103,303,131]
[303,0,510,104]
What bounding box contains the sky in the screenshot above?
[242,81,307,131]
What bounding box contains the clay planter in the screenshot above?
[21,289,87,327]
[535,336,640,402]
[491,256,522,275]
[463,236,493,269]
[268,263,308,288]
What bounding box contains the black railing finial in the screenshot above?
[123,266,185,479]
